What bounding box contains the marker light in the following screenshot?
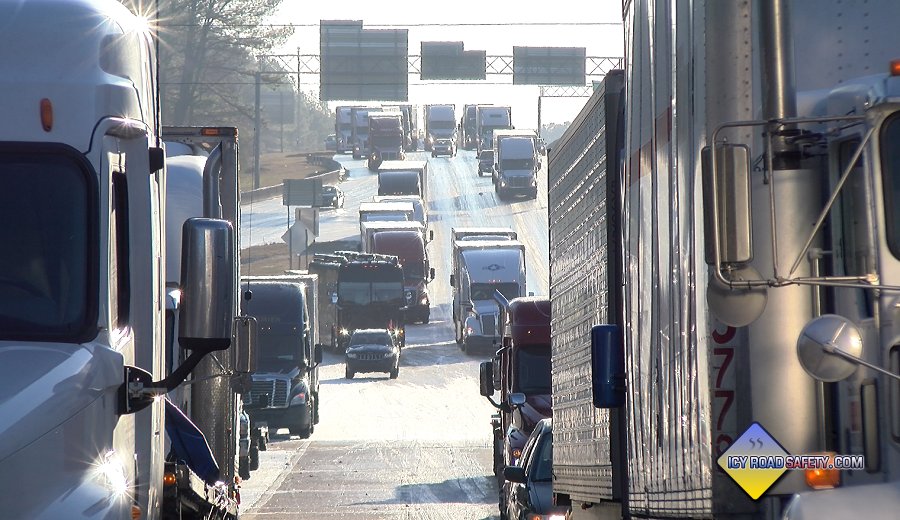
[163,472,177,486]
[511,448,522,460]
[131,505,142,520]
[40,98,53,132]
[891,59,900,76]
[805,452,840,490]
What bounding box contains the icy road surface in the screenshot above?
[239,150,550,518]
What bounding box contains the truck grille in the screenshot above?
[247,378,289,408]
[481,315,496,336]
[507,176,531,187]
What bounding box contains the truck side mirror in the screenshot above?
[591,324,625,408]
[179,218,235,352]
[429,230,434,242]
[449,274,455,287]
[508,392,526,408]
[503,466,526,484]
[233,315,258,374]
[479,361,494,397]
[430,267,436,281]
[701,144,752,265]
[314,343,324,365]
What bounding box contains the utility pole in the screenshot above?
[253,70,261,190]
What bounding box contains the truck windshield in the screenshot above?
[880,114,900,257]
[470,282,519,300]
[0,150,94,341]
[257,333,303,371]
[372,135,401,148]
[401,261,425,281]
[338,281,404,305]
[516,348,551,394]
[501,158,534,170]
[430,121,455,130]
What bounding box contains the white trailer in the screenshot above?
[449,239,527,353]
[0,2,244,519]
[549,1,900,518]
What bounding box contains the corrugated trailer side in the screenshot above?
[548,70,625,507]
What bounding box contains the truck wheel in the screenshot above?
[249,445,260,471]
[291,424,312,438]
[422,311,430,324]
[313,396,320,424]
[258,434,267,451]
[239,457,251,480]
[477,170,483,177]
[345,365,355,379]
[389,366,399,379]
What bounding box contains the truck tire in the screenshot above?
[345,365,355,379]
[258,434,267,451]
[239,457,251,480]
[313,396,320,424]
[389,366,399,379]
[291,424,312,438]
[249,445,260,471]
[422,310,430,324]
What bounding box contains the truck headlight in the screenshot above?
[340,328,350,336]
[289,391,307,406]
[405,290,414,302]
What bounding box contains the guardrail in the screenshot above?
[243,164,345,204]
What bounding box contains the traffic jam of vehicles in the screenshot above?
[2,1,900,519]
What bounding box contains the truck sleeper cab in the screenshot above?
[371,230,436,324]
[240,281,319,438]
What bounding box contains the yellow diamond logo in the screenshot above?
[717,422,789,499]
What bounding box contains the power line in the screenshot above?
[160,21,622,28]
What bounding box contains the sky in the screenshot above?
[266,0,624,128]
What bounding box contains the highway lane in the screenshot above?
[239,149,550,519]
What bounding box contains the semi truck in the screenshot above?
[360,221,428,255]
[424,104,457,152]
[449,238,527,353]
[308,255,345,352]
[459,103,483,150]
[161,126,255,515]
[384,104,419,152]
[478,296,552,513]
[335,106,360,154]
[350,106,381,159]
[379,160,428,198]
[475,105,513,155]
[367,112,404,171]
[548,1,900,518]
[372,231,436,324]
[0,1,249,518]
[240,276,323,439]
[493,132,539,200]
[334,252,407,350]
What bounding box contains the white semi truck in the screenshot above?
[548,1,900,518]
[424,104,457,153]
[0,1,249,518]
[161,126,256,515]
[450,237,527,353]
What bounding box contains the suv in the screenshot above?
[345,329,401,379]
[501,419,568,520]
[477,149,494,177]
[431,137,457,158]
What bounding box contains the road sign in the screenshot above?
[420,41,486,80]
[320,20,408,101]
[283,178,322,207]
[513,46,586,85]
[296,207,320,236]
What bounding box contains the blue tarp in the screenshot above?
[164,399,221,485]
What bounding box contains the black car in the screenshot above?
[320,185,344,208]
[502,418,569,520]
[345,329,400,379]
[477,149,494,177]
